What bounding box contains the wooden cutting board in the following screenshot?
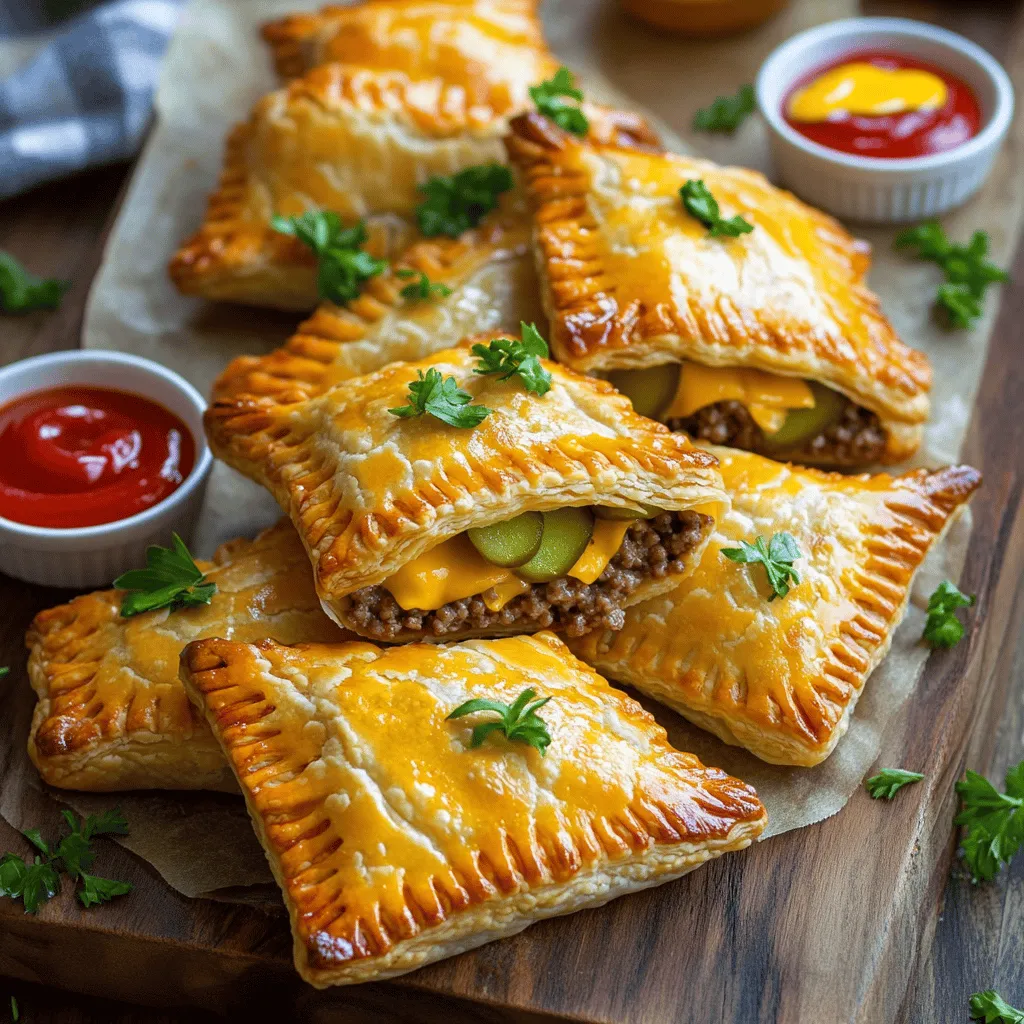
[1,3,1023,1022]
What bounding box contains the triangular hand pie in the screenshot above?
[262,0,556,93]
[179,632,768,986]
[25,521,345,792]
[211,213,543,407]
[506,113,932,467]
[206,345,727,642]
[569,449,980,765]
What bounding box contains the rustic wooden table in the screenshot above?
[1,2,1023,1021]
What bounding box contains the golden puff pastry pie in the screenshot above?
[262,1,556,100]
[506,113,932,467]
[169,62,659,311]
[25,521,347,792]
[179,632,768,986]
[205,344,726,643]
[211,213,542,407]
[569,449,981,766]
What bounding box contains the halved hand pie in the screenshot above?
[211,213,542,406]
[506,113,932,467]
[25,521,346,792]
[568,449,980,766]
[179,632,768,986]
[205,344,726,642]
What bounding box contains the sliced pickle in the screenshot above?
[516,508,595,583]
[468,512,544,567]
[593,503,662,520]
[607,364,680,420]
[761,382,846,450]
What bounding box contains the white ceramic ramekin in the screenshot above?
[0,350,213,588]
[757,18,1014,223]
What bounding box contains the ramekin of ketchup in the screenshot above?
[757,18,1014,223]
[0,351,212,588]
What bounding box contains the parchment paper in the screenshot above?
[5,0,1015,899]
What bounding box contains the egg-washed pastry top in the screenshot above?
[25,520,346,793]
[506,113,932,467]
[211,212,542,406]
[170,41,658,311]
[179,632,768,987]
[569,449,980,766]
[206,344,726,643]
[262,0,557,98]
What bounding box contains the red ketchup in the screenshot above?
[0,386,195,529]
[783,49,982,160]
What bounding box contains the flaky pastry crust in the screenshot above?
[211,212,542,406]
[179,632,767,986]
[205,344,727,636]
[569,450,981,766]
[262,1,556,97]
[505,113,931,463]
[25,521,346,792]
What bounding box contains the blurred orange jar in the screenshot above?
[622,0,789,36]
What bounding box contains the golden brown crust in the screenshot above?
[505,113,931,463]
[25,521,348,792]
[205,344,727,637]
[211,212,541,406]
[568,450,981,766]
[179,632,767,985]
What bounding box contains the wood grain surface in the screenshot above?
[1,5,1023,1023]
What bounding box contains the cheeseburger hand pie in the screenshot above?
[206,339,726,642]
[506,113,932,467]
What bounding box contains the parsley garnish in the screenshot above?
[114,534,216,618]
[865,768,924,800]
[923,579,975,648]
[680,179,754,238]
[0,808,131,913]
[721,532,800,600]
[693,84,756,133]
[389,367,491,428]
[447,688,552,756]
[0,667,8,678]
[471,322,551,395]
[895,221,1008,329]
[955,760,1023,883]
[10,996,18,1022]
[971,991,1024,1023]
[0,251,68,314]
[271,212,386,304]
[396,268,452,301]
[529,66,589,136]
[415,164,514,238]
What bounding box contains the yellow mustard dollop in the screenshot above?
[788,61,948,122]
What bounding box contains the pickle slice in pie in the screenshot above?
[211,213,543,406]
[569,449,981,766]
[25,521,346,792]
[506,113,932,467]
[179,632,768,986]
[205,344,727,642]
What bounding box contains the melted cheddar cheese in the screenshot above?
[568,519,631,585]
[664,362,815,434]
[788,62,948,122]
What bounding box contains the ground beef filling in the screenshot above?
[345,510,711,641]
[668,398,887,465]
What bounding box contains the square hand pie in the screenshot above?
[569,449,980,766]
[25,521,347,792]
[262,1,556,98]
[179,632,768,986]
[506,113,932,467]
[211,213,543,407]
[205,345,726,643]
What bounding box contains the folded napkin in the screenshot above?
[0,0,183,200]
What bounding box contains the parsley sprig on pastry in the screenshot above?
[506,113,932,467]
[205,343,726,643]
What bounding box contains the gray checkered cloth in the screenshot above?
[0,0,183,200]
